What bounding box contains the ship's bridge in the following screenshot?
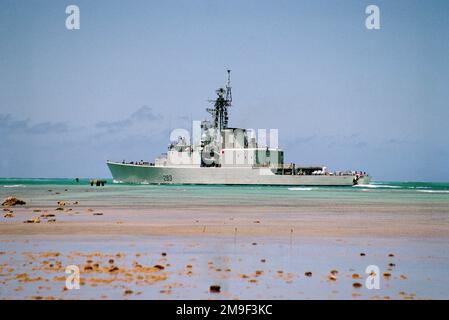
[220,127,284,168]
[160,126,284,168]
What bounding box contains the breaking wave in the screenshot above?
[288,187,313,191]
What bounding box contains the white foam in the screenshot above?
[288,187,313,191]
[3,185,25,188]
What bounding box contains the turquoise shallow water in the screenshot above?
[2,178,449,189]
[1,179,449,207]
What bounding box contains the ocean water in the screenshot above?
[1,179,449,208]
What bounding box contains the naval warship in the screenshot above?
[107,71,371,186]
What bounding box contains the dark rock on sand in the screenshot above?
[153,264,165,270]
[328,275,337,281]
[23,217,40,224]
[108,266,119,273]
[40,213,55,218]
[209,285,221,293]
[2,197,26,206]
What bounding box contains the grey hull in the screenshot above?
[107,162,370,186]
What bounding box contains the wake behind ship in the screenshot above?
[107,71,371,186]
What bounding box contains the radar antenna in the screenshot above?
[226,69,232,104]
[206,70,233,130]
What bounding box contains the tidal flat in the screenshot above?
[1,180,449,299]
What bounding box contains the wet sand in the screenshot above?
[1,235,449,300]
[1,201,449,238]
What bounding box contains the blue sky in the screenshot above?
[1,0,448,181]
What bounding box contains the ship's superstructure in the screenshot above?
[107,71,371,186]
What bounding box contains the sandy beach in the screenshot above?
[1,181,449,299]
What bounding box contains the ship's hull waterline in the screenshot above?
[107,162,371,186]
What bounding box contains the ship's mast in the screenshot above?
[207,70,233,130]
[225,69,232,105]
